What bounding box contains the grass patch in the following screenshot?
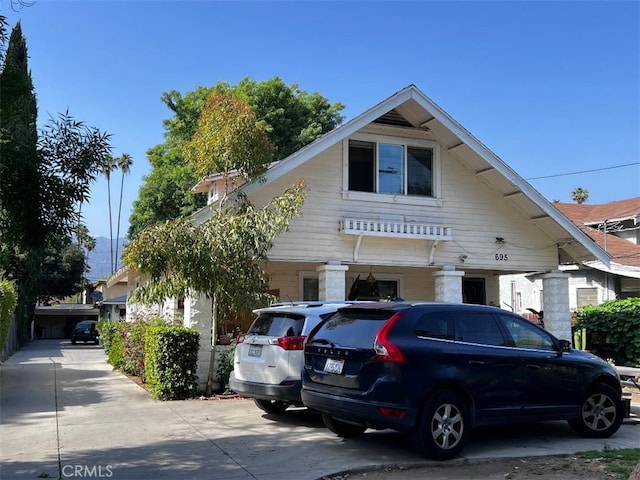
[580,448,640,479]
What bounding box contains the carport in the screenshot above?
[34,304,100,339]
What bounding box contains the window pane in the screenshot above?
[415,313,454,340]
[455,313,507,346]
[303,277,319,301]
[407,147,433,196]
[378,143,404,194]
[349,140,375,192]
[498,314,555,351]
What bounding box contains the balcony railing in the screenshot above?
[341,218,452,241]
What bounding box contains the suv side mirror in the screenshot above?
[558,339,572,352]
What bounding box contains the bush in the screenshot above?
[120,320,151,379]
[0,278,17,349]
[217,340,236,394]
[575,297,640,367]
[96,318,119,355]
[145,326,199,400]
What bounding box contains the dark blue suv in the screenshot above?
[301,302,624,460]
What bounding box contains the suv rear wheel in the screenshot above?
[568,383,623,438]
[415,391,469,460]
[322,413,367,438]
[253,399,288,414]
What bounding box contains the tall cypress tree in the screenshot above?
[0,21,42,249]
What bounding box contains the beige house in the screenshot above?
[121,85,610,391]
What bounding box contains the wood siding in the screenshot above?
[250,131,559,274]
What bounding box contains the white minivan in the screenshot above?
[229,302,353,413]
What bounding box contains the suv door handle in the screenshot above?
[526,364,541,370]
[469,360,485,367]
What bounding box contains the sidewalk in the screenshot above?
[1,340,638,480]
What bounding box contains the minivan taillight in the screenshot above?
[374,311,406,363]
[270,336,307,350]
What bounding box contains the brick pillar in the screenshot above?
[316,261,349,301]
[541,271,571,341]
[432,266,465,303]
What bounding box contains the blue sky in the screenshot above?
[3,0,639,239]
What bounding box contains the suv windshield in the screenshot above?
[309,309,394,348]
[75,322,94,330]
[248,313,306,337]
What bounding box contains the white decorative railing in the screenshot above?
[341,218,452,240]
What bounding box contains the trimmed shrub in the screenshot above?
[575,297,640,367]
[96,319,119,355]
[0,278,17,349]
[145,326,199,400]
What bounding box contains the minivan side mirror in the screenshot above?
[558,339,572,352]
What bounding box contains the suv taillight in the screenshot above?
[236,334,246,344]
[269,336,307,350]
[374,311,406,363]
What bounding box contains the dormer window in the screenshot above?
[346,134,439,201]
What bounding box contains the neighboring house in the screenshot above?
[500,198,640,314]
[120,85,610,391]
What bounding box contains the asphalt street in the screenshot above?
[1,340,638,480]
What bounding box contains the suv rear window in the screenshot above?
[310,309,395,348]
[248,313,305,337]
[75,322,95,330]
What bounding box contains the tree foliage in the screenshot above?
[127,77,344,239]
[575,297,640,367]
[0,19,111,342]
[124,182,307,310]
[571,187,589,205]
[0,21,40,248]
[183,93,273,184]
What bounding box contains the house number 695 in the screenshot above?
[495,253,508,261]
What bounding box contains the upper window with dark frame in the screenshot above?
[348,139,434,197]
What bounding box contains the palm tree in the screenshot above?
[114,153,133,271]
[101,155,117,275]
[571,187,589,205]
[75,224,96,303]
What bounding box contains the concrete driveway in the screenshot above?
[1,340,638,480]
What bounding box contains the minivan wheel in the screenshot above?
[253,399,288,414]
[322,413,366,438]
[415,391,469,460]
[568,384,623,438]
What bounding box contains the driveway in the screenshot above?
[1,340,638,479]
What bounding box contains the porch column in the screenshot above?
[541,271,571,341]
[432,266,465,303]
[183,294,214,392]
[316,261,349,301]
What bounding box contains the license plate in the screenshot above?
[323,358,344,374]
[248,345,262,357]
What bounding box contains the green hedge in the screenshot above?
[575,297,640,367]
[0,278,17,349]
[144,326,200,400]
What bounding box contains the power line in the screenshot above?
[527,162,640,180]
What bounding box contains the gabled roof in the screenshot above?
[555,202,640,268]
[221,85,610,266]
[554,197,640,225]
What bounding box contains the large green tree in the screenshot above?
[127,77,344,239]
[124,94,307,394]
[0,21,111,342]
[0,21,40,248]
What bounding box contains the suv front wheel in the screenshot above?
[568,383,623,438]
[253,399,289,414]
[415,391,469,460]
